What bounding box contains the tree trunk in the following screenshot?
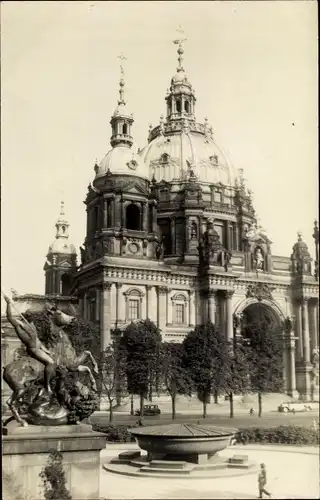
[140,393,144,418]
[130,394,134,416]
[109,399,113,423]
[203,399,207,419]
[258,392,262,417]
[148,378,153,402]
[214,390,218,404]
[229,392,234,418]
[171,394,176,420]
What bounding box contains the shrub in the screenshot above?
[235,425,319,445]
[39,450,71,500]
[92,423,138,442]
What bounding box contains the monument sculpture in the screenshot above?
[2,295,99,427]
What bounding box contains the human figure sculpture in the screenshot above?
[190,222,197,240]
[4,295,56,396]
[2,298,98,427]
[254,248,264,271]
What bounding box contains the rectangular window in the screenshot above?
[128,299,139,320]
[175,303,185,324]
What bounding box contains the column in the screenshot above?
[208,291,216,323]
[310,300,319,350]
[95,288,100,322]
[295,299,303,361]
[83,292,88,321]
[288,332,298,396]
[103,198,108,228]
[225,291,234,343]
[142,203,148,231]
[100,282,112,350]
[189,290,196,327]
[152,203,157,233]
[156,286,168,330]
[302,298,311,363]
[185,217,190,253]
[121,199,126,228]
[146,285,152,319]
[115,283,122,326]
[110,197,115,226]
[171,218,176,254]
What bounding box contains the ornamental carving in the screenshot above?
[246,283,275,301]
[157,286,168,295]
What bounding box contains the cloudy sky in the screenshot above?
[1,0,318,298]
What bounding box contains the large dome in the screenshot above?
[139,124,238,186]
[95,146,149,180]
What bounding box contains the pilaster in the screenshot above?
[100,282,112,350]
[157,286,168,331]
[225,291,234,343]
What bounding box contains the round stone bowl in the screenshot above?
[129,424,237,457]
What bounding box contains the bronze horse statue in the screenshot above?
[3,297,98,427]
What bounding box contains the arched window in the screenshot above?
[171,293,188,325]
[184,101,190,113]
[176,100,181,113]
[122,123,128,135]
[126,203,141,231]
[124,288,144,321]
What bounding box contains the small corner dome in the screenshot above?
[48,239,76,255]
[112,102,132,118]
[95,146,149,180]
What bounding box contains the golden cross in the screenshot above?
[117,53,127,76]
[173,25,187,45]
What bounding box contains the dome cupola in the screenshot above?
[110,54,134,149]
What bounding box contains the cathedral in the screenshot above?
[4,39,319,401]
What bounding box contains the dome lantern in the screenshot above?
[165,26,196,123]
[110,54,134,149]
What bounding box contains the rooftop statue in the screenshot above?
[2,295,98,427]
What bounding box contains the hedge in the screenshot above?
[235,425,319,445]
[92,424,137,442]
[93,423,319,446]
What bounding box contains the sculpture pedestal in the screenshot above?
[2,423,106,500]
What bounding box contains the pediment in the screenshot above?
[59,261,72,268]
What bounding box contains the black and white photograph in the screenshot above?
[1,1,319,499]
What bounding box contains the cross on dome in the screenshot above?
[173,25,187,71]
[117,53,127,104]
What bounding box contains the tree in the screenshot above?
[182,322,230,418]
[100,341,127,422]
[159,342,192,419]
[120,319,162,418]
[63,315,100,362]
[245,317,283,417]
[225,340,251,418]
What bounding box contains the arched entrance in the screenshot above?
[234,299,292,395]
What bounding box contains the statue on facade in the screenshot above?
[190,222,197,240]
[155,239,164,260]
[2,295,98,427]
[198,219,227,268]
[254,247,264,271]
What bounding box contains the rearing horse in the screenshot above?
[3,300,98,426]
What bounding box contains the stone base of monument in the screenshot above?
[2,421,106,500]
[104,449,258,479]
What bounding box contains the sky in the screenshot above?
[1,0,318,299]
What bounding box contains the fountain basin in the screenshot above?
[129,424,237,457]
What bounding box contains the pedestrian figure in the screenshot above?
[250,408,255,416]
[258,463,272,498]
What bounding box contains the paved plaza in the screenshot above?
[100,444,319,499]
